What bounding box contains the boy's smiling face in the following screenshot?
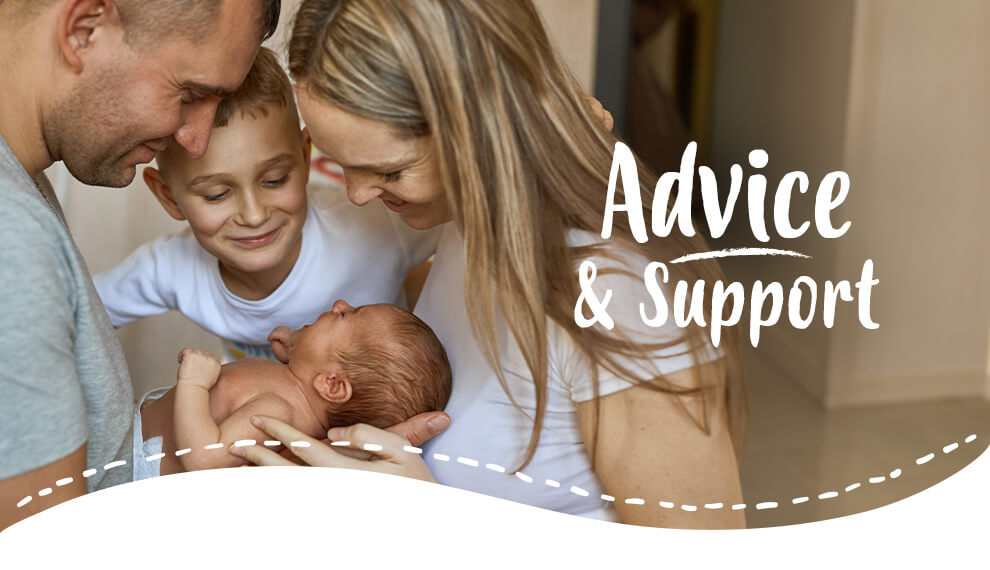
[153,106,311,284]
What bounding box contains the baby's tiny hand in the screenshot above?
[177,348,221,389]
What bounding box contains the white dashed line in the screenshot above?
[456,457,478,467]
[818,492,838,500]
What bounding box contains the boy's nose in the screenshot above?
[238,192,268,227]
[331,299,354,313]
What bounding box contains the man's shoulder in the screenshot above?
[0,175,59,236]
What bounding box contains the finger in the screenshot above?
[328,423,419,458]
[602,110,615,132]
[230,443,297,467]
[250,416,372,468]
[385,412,450,448]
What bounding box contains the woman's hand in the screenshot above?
[229,412,450,483]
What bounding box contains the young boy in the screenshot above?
[94,48,440,362]
[134,300,451,479]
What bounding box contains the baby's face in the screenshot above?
[285,300,399,370]
[161,106,310,275]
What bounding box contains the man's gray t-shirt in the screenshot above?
[0,134,133,489]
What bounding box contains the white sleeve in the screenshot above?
[92,233,182,327]
[390,216,444,271]
[555,249,721,403]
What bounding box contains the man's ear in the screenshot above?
[300,127,313,185]
[314,372,352,404]
[144,167,187,221]
[57,0,121,73]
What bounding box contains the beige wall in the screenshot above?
[710,0,857,401]
[827,0,990,406]
[711,0,990,407]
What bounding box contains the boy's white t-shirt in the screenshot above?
[94,189,441,361]
[414,224,718,521]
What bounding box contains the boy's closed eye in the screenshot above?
[205,189,231,202]
[261,173,291,188]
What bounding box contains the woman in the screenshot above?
[234,0,747,528]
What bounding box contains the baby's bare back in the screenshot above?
[140,358,316,475]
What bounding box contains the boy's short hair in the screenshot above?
[156,46,299,180]
[331,308,452,429]
[213,46,298,129]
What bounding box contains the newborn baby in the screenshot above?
[133,300,451,479]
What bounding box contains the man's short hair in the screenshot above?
[13,0,281,44]
[115,0,281,46]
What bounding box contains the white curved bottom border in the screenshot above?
[2,443,987,568]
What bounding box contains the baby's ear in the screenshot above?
[144,167,186,222]
[314,371,352,404]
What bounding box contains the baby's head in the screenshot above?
[276,300,452,428]
[143,47,311,278]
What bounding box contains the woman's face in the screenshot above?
[297,86,452,229]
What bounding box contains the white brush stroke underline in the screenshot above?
[670,248,812,264]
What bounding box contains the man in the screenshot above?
[0,0,281,529]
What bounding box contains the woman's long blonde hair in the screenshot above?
[289,0,747,470]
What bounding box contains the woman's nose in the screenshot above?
[345,175,383,207]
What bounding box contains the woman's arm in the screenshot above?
[576,362,745,529]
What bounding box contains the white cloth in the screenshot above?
[132,387,171,481]
[94,190,441,361]
[415,225,717,521]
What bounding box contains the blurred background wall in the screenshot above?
[709,0,990,408]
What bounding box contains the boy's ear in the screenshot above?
[144,167,187,221]
[58,0,121,73]
[313,371,352,404]
[300,127,313,184]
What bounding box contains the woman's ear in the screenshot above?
[58,0,121,73]
[314,372,352,404]
[144,167,187,221]
[300,127,313,185]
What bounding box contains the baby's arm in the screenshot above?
[173,349,294,471]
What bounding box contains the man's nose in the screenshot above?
[172,104,218,159]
